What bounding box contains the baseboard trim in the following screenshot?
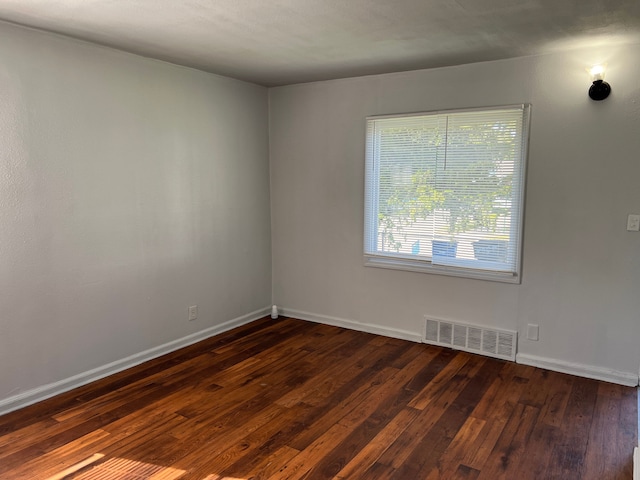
[516,353,639,387]
[280,308,423,343]
[281,309,640,387]
[0,306,271,416]
[7,306,634,416]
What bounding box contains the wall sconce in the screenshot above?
[588,65,611,101]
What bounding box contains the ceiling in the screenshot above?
[0,0,639,87]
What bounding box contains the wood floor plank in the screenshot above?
[332,407,420,479]
[268,423,353,480]
[373,355,498,471]
[279,347,412,451]
[537,371,574,428]
[284,366,399,443]
[423,416,486,479]
[7,430,111,480]
[548,376,600,479]
[582,385,624,480]
[460,362,532,471]
[167,405,290,479]
[213,406,309,477]
[407,351,471,409]
[222,366,400,477]
[474,402,540,480]
[385,357,502,479]
[242,446,301,480]
[302,348,466,477]
[0,317,635,480]
[614,384,638,480]
[273,341,382,408]
[515,421,561,479]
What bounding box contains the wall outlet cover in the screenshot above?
[526,324,539,341]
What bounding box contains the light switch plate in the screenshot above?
[627,214,640,232]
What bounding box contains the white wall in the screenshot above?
[0,22,271,408]
[270,44,640,384]
[1,20,637,414]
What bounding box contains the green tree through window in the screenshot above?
[364,105,530,282]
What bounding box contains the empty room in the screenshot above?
[0,1,639,479]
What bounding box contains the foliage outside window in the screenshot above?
[364,105,530,282]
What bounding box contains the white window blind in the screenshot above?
[364,105,530,282]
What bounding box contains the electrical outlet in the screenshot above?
[627,214,640,232]
[188,305,198,321]
[526,324,539,341]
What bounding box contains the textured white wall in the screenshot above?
[0,23,271,403]
[1,20,638,410]
[269,45,640,380]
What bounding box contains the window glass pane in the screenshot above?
[375,116,443,256]
[364,106,529,281]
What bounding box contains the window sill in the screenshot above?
[364,254,521,284]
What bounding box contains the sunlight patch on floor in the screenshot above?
[203,476,247,480]
[46,454,187,479]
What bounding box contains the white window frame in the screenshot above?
[364,105,531,283]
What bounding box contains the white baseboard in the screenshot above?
[280,308,423,343]
[634,447,639,480]
[281,308,639,388]
[0,306,271,417]
[516,353,639,387]
[7,306,634,416]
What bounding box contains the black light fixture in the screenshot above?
[588,65,611,101]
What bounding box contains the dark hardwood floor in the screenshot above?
[0,316,636,479]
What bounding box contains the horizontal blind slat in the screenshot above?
[365,105,528,277]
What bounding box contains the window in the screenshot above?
[364,105,530,283]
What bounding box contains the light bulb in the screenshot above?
[590,65,605,81]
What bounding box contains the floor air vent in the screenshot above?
[423,316,516,361]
